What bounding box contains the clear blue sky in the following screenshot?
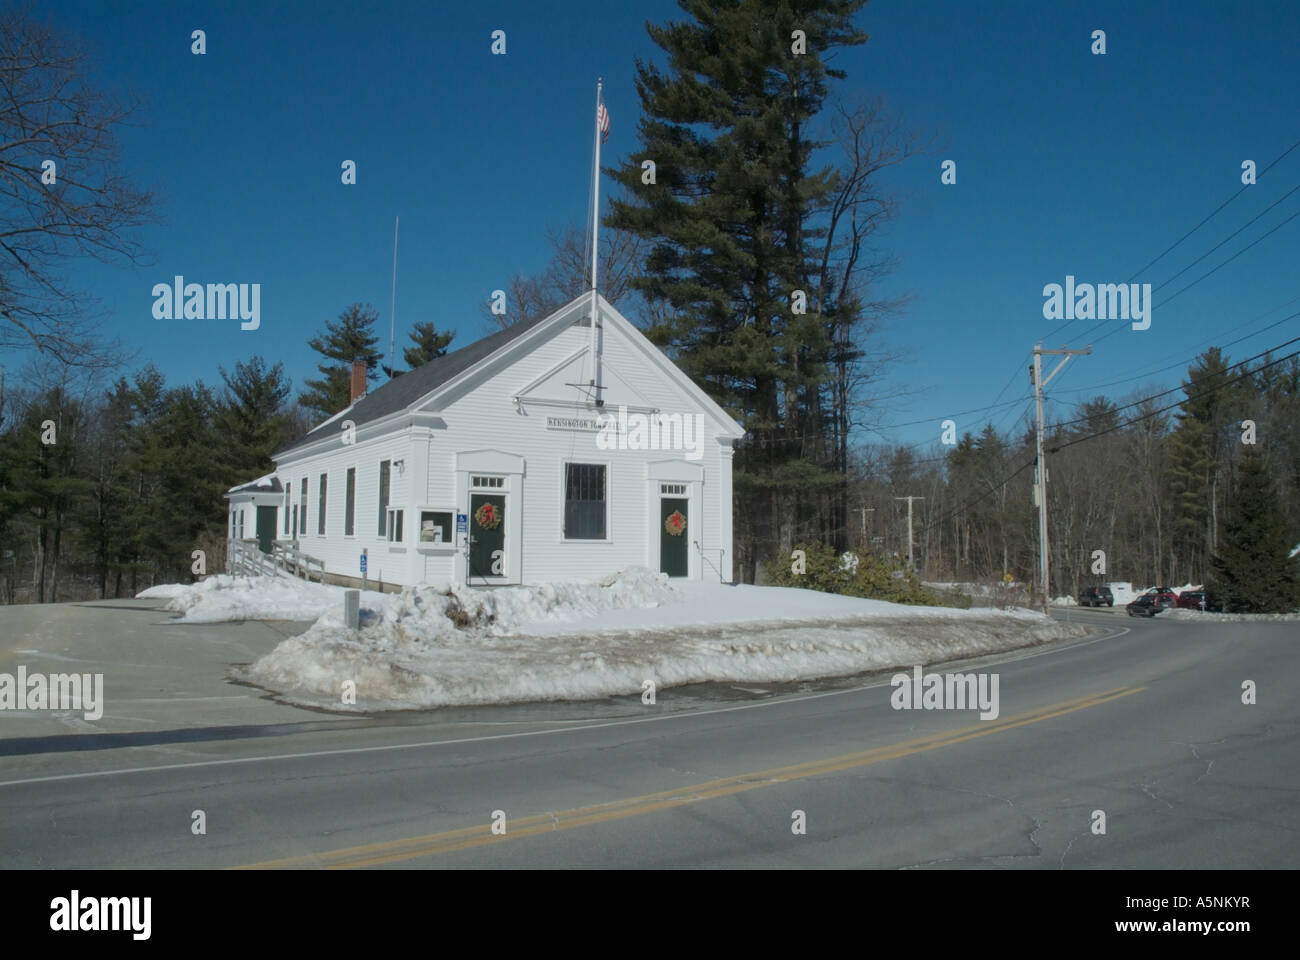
[34,0,1300,450]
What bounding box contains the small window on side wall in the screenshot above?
[386,508,404,543]
[419,511,452,544]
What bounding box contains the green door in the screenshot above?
[660,498,688,577]
[469,493,506,581]
[255,505,277,554]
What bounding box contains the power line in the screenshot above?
[1045,337,1299,434]
[1127,136,1300,281]
[910,340,1300,538]
[1042,137,1300,346]
[909,139,1300,442]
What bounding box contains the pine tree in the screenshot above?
[403,322,455,369]
[1166,349,1242,580]
[607,0,870,581]
[299,303,383,420]
[1207,448,1300,613]
[215,356,294,481]
[383,322,456,377]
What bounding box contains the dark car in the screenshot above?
[1078,586,1114,607]
[1176,590,1223,612]
[1145,587,1179,609]
[1126,594,1161,617]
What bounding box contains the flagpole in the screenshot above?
[389,215,399,379]
[589,78,602,400]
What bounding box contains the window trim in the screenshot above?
[318,473,328,535]
[344,467,356,537]
[386,507,404,543]
[378,460,391,538]
[560,460,611,542]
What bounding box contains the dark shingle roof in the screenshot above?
[277,310,556,458]
[226,473,283,495]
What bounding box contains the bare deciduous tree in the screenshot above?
[480,218,654,329]
[0,9,156,366]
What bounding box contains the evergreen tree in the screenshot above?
[299,303,383,420]
[1166,349,1242,580]
[215,356,294,481]
[1207,448,1300,613]
[607,0,870,581]
[382,322,457,377]
[403,322,455,369]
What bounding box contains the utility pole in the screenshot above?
[859,507,874,549]
[894,496,924,571]
[1031,342,1091,614]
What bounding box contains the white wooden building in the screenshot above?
[225,292,744,587]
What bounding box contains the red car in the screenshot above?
[1144,587,1179,610]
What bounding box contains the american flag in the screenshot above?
[597,99,610,144]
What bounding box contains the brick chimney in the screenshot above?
[349,359,368,404]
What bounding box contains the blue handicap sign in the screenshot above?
[456,513,468,534]
[360,553,368,573]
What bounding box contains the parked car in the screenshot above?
[1144,587,1179,609]
[1126,594,1161,617]
[1176,590,1223,612]
[1078,586,1114,607]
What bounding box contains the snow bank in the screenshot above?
[135,583,192,599]
[1163,608,1300,622]
[139,574,354,623]
[212,569,1091,711]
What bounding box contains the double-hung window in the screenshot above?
[378,461,391,537]
[345,468,356,536]
[318,474,327,535]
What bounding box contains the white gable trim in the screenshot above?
[597,296,745,440]
[646,458,705,483]
[456,449,526,475]
[411,293,745,441]
[276,410,446,467]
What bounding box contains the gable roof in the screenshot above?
[276,310,552,458]
[273,291,745,461]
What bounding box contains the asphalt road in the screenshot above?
[1,601,1296,868]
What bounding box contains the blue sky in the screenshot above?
[30,0,1300,450]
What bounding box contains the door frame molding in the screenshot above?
[456,450,524,585]
[646,459,703,580]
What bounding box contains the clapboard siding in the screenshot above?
[239,294,742,587]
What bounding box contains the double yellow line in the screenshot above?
[237,684,1144,869]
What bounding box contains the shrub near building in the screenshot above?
[764,543,943,606]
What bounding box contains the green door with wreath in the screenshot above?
[660,498,688,577]
[469,493,505,580]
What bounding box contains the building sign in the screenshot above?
[545,415,601,432]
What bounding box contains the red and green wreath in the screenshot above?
[664,510,686,536]
[474,502,502,529]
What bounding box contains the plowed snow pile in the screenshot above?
[142,569,1091,709]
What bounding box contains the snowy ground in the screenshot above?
[1162,608,1300,622]
[140,569,1091,711]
